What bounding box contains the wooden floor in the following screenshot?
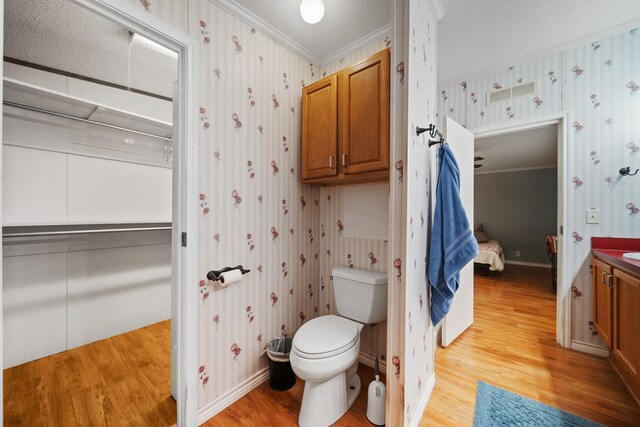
[7,266,639,426]
[422,265,640,426]
[3,320,175,426]
[206,364,383,426]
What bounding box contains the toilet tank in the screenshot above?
[332,266,388,324]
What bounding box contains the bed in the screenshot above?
[475,240,505,271]
[473,224,505,271]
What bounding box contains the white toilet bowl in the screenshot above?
[290,267,388,427]
[290,315,364,427]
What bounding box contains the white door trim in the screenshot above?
[68,1,199,424]
[470,111,572,348]
[0,0,4,422]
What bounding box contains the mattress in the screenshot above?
[475,240,505,272]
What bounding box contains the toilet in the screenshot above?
[290,266,388,427]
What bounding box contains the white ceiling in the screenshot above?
[4,0,177,98]
[438,0,640,83]
[226,0,391,64]
[474,125,557,174]
[6,0,638,98]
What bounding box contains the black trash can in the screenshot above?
[266,337,296,391]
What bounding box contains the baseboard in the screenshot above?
[359,352,387,374]
[505,260,552,269]
[197,367,269,424]
[410,373,436,427]
[571,340,609,358]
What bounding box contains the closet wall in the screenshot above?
[2,62,173,368]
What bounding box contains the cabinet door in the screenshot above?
[612,268,639,390]
[340,48,389,175]
[301,74,338,180]
[592,258,613,347]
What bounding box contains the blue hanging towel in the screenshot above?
[428,143,478,325]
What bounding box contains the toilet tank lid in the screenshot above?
[332,266,388,285]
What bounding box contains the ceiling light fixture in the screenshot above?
[300,0,325,24]
[130,32,178,60]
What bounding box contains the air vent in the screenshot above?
[487,81,537,106]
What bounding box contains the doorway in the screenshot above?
[472,113,571,347]
[0,0,198,424]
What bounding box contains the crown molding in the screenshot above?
[209,0,323,66]
[429,0,445,22]
[209,0,392,69]
[320,24,390,68]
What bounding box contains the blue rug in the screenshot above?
[473,381,604,427]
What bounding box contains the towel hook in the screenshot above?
[417,124,444,147]
[619,166,639,177]
[416,124,438,138]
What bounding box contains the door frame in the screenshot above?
[0,1,200,425]
[470,111,572,348]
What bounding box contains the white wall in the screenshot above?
[3,231,171,368]
[2,66,173,367]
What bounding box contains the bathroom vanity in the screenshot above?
[591,237,640,404]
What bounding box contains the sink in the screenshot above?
[623,252,640,261]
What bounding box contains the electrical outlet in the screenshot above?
[515,251,521,257]
[586,208,600,224]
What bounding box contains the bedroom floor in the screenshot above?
[422,265,640,426]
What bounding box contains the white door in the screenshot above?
[441,117,475,347]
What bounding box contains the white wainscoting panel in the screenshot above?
[67,155,172,224]
[3,253,68,368]
[66,243,171,349]
[3,145,67,225]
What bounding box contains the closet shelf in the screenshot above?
[3,78,173,141]
[3,222,172,238]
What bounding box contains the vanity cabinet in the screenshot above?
[611,268,640,398]
[592,256,640,402]
[301,48,389,185]
[591,258,613,347]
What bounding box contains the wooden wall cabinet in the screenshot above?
[301,48,390,185]
[592,256,640,403]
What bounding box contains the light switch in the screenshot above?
[586,208,600,224]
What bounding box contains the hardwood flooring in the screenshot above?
[3,320,175,426]
[205,364,383,426]
[7,266,639,426]
[422,265,640,426]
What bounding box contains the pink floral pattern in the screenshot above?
[199,20,210,44]
[138,0,151,11]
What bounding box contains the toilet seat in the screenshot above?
[292,315,360,360]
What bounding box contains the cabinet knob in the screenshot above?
[342,154,348,167]
[329,156,334,169]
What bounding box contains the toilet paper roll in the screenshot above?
[219,269,243,286]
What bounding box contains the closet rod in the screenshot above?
[3,226,172,238]
[3,101,173,142]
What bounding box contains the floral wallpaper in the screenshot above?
[437,28,640,348]
[191,2,323,408]
[130,0,188,34]
[403,0,438,424]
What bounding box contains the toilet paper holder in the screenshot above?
[207,265,251,282]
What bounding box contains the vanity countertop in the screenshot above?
[592,237,640,277]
